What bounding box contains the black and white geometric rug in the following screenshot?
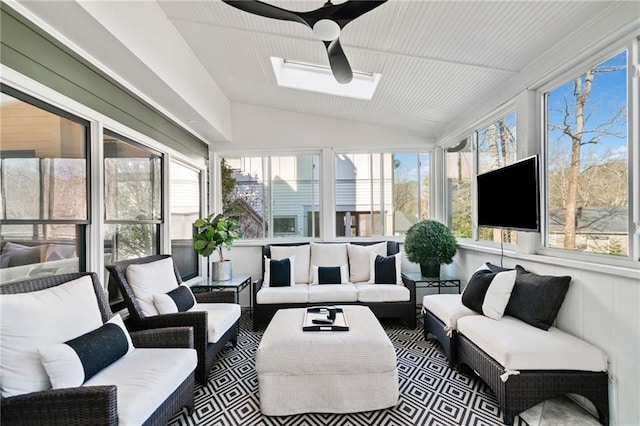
[168,311,526,426]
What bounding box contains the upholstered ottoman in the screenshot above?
[422,294,478,367]
[255,305,398,416]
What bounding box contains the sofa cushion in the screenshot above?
[0,275,103,397]
[505,266,571,330]
[83,347,197,426]
[310,243,348,282]
[153,284,197,314]
[462,268,517,320]
[263,256,295,287]
[457,315,607,374]
[39,315,134,389]
[355,283,410,302]
[311,265,349,284]
[256,284,309,304]
[308,283,358,303]
[270,244,310,284]
[190,303,241,343]
[347,242,387,282]
[368,253,402,285]
[126,258,179,317]
[422,294,478,330]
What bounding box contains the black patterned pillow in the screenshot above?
[154,285,196,314]
[504,265,571,330]
[39,315,134,389]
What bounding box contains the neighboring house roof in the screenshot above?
[548,206,627,234]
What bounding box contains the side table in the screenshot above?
[188,275,252,315]
[401,272,461,294]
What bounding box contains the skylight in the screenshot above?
[270,57,381,100]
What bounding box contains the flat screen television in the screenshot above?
[476,155,540,232]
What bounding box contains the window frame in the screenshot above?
[536,40,638,266]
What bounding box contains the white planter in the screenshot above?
[212,260,232,281]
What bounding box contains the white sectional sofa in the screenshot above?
[422,263,609,426]
[253,241,416,330]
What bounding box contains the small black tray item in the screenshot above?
[303,306,349,331]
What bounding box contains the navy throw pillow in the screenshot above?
[165,285,196,312]
[461,269,498,313]
[374,255,397,284]
[318,266,341,284]
[270,258,292,287]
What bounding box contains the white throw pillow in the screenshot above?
[270,245,310,284]
[482,270,517,320]
[0,276,103,397]
[347,242,387,282]
[125,258,179,317]
[263,256,295,287]
[311,264,349,284]
[153,284,197,314]
[309,243,348,282]
[368,252,403,285]
[39,315,134,389]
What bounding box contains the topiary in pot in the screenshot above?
[404,220,457,278]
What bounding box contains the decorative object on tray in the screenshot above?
[404,219,457,278]
[193,213,242,281]
[303,306,349,331]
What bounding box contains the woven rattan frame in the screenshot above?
[456,333,609,426]
[254,241,416,330]
[106,255,239,383]
[423,309,457,368]
[0,272,195,426]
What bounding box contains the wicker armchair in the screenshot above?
[0,272,195,426]
[106,255,239,384]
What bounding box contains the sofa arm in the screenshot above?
[1,385,118,426]
[401,274,417,303]
[130,326,194,349]
[254,278,264,295]
[194,291,236,304]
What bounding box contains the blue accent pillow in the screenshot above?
[318,266,342,284]
[269,258,293,287]
[373,254,397,284]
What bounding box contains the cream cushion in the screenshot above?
[256,284,309,304]
[457,315,608,373]
[84,348,197,426]
[308,283,358,303]
[189,303,241,343]
[0,275,103,397]
[126,258,179,317]
[422,294,478,329]
[309,243,348,282]
[270,245,310,284]
[347,242,387,282]
[355,283,410,302]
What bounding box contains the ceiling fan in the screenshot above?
[221,0,388,84]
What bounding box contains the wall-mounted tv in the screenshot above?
[476,155,540,232]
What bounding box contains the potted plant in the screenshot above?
[404,219,457,278]
[193,213,242,281]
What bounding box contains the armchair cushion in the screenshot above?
[39,315,134,389]
[0,275,103,397]
[154,284,197,314]
[191,303,241,343]
[125,257,179,317]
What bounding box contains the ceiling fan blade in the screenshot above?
[324,38,353,84]
[331,0,388,25]
[221,1,309,27]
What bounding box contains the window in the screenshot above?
[544,50,628,256]
[335,152,430,237]
[476,112,517,243]
[103,131,162,262]
[0,87,88,281]
[170,160,201,279]
[221,155,320,239]
[445,139,472,238]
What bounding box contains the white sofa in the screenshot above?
[422,263,609,426]
[253,241,416,330]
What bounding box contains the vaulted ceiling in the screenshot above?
[10,1,637,145]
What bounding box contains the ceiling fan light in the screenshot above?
[312,19,341,41]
